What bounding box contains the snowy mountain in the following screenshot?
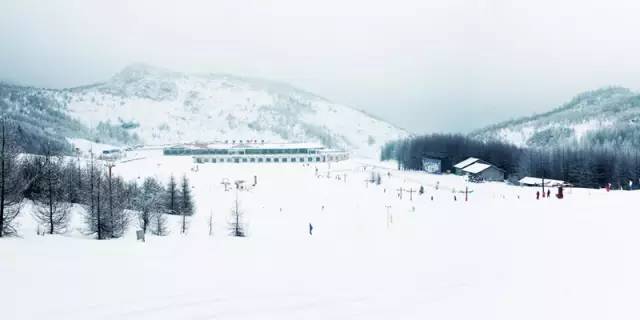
[57,64,408,157]
[2,64,408,157]
[470,87,640,148]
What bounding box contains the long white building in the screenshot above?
[163,142,349,164]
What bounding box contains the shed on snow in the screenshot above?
[462,162,505,182]
[421,151,450,174]
[518,177,571,187]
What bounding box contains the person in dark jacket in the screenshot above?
[309,223,313,236]
[536,191,540,200]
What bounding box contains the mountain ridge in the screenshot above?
[2,64,409,157]
[470,86,640,148]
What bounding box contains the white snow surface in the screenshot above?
[3,150,640,319]
[67,138,118,155]
[519,177,569,186]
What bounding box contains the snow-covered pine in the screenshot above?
[178,174,194,234]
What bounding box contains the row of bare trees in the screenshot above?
[0,119,196,238]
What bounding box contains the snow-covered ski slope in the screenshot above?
[3,150,640,320]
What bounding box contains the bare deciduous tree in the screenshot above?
[0,120,25,237]
[135,177,165,235]
[33,148,70,234]
[151,210,168,236]
[228,195,245,237]
[83,153,108,239]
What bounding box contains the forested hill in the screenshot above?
[0,83,139,154]
[470,87,640,149]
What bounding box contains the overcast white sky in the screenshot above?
[1,0,640,133]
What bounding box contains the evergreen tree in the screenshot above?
[178,174,194,234]
[165,174,178,215]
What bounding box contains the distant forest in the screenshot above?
[1,84,140,155]
[381,134,640,189]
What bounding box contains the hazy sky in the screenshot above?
[2,0,640,133]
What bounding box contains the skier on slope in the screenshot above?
[309,223,313,236]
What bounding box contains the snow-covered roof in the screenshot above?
[205,142,326,150]
[167,142,326,150]
[519,177,569,186]
[461,163,493,174]
[454,157,480,169]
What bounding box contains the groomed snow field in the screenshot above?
[2,149,640,319]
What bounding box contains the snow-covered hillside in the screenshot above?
[470,87,640,148]
[3,152,640,319]
[49,64,406,158]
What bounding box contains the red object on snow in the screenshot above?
[556,186,564,199]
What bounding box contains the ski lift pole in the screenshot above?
[385,205,392,229]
